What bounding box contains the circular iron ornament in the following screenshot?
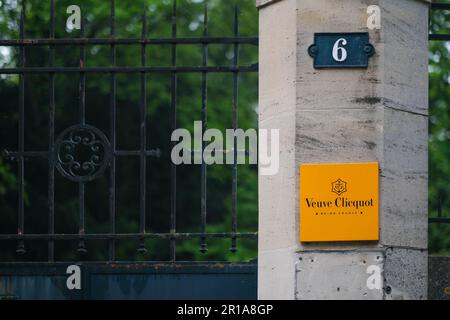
[55,124,112,182]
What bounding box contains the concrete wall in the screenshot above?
[258,0,429,300]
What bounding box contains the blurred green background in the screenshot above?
[0,0,449,262]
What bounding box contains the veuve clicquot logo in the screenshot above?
[305,178,375,210]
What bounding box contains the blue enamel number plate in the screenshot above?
[308,32,375,69]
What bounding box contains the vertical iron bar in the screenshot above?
[79,17,86,125]
[78,182,86,252]
[16,0,26,254]
[170,0,177,261]
[438,193,443,218]
[200,2,208,254]
[138,7,147,254]
[77,14,86,253]
[108,0,116,261]
[230,6,239,253]
[47,0,56,261]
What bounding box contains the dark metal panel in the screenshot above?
[0,263,257,300]
[90,273,256,300]
[0,264,84,300]
[0,276,68,300]
[86,263,257,300]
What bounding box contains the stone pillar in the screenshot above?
[257,0,429,300]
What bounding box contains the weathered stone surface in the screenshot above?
[429,256,450,300]
[381,0,429,115]
[259,247,298,300]
[380,108,428,248]
[256,0,431,9]
[258,0,298,299]
[296,108,382,164]
[296,0,382,112]
[258,0,297,119]
[296,251,384,299]
[259,111,297,252]
[384,247,428,300]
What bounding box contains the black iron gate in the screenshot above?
[0,0,258,299]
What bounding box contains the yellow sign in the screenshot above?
[299,162,379,242]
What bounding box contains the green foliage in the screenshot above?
[0,0,258,262]
[429,2,450,255]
